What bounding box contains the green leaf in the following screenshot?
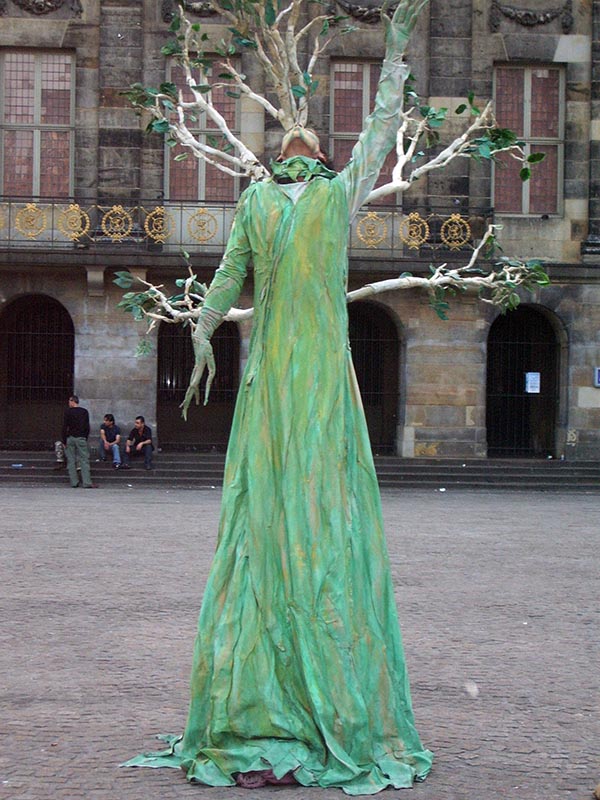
[190,83,212,94]
[527,152,546,164]
[159,81,178,98]
[291,84,307,97]
[135,339,154,357]
[168,13,181,33]
[477,141,492,160]
[225,89,241,98]
[174,152,189,161]
[113,271,135,289]
[264,0,276,25]
[151,119,171,134]
[455,103,467,114]
[161,40,183,56]
[520,166,531,182]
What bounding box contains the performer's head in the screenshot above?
[278,125,326,161]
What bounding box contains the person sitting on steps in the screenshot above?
[99,413,122,468]
[121,416,154,471]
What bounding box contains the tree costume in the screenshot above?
[125,13,433,795]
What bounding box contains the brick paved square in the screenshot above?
[1,486,598,800]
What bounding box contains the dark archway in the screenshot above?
[0,295,75,448]
[348,302,400,452]
[486,305,560,458]
[157,319,240,449]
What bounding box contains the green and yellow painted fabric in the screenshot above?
[125,56,433,795]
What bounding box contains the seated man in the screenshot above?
[99,413,122,468]
[121,415,154,470]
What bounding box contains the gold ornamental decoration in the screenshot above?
[15,203,47,239]
[440,213,471,250]
[356,211,389,249]
[144,206,174,243]
[57,203,91,241]
[101,205,134,241]
[399,212,429,249]
[0,204,7,235]
[188,208,218,243]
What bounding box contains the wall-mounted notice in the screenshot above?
[525,372,541,394]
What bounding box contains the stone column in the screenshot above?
[97,0,143,201]
[427,0,473,209]
[581,0,600,261]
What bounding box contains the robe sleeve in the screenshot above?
[202,191,253,316]
[338,59,409,221]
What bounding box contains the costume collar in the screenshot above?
[270,156,336,183]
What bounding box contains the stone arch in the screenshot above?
[0,294,75,448]
[348,300,401,452]
[486,303,565,458]
[156,318,240,449]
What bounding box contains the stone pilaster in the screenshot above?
[582,0,600,259]
[98,1,143,201]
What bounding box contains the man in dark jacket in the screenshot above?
[62,395,93,488]
[121,415,154,470]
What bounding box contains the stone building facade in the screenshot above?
[0,0,599,460]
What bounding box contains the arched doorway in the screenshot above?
[486,305,560,457]
[348,302,400,452]
[0,295,74,448]
[156,319,240,449]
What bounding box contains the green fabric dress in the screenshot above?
[126,58,433,795]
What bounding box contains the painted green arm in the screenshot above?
[340,0,429,218]
[179,203,252,420]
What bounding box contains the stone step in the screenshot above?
[1,451,600,490]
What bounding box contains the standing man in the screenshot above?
[121,416,154,470]
[62,395,93,488]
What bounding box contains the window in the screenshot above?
[0,50,74,198]
[493,65,564,216]
[330,61,397,206]
[166,62,240,202]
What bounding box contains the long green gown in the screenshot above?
[126,57,433,795]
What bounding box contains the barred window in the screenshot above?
[0,50,74,198]
[166,61,241,203]
[330,61,397,206]
[493,65,564,216]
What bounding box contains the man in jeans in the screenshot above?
[62,395,93,488]
[99,413,122,468]
[121,415,154,470]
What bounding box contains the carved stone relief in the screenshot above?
[161,0,216,23]
[490,0,573,33]
[0,0,82,15]
[334,0,398,24]
[161,0,395,24]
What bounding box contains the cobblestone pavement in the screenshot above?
[1,485,599,800]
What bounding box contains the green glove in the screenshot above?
[383,0,429,62]
[179,305,223,420]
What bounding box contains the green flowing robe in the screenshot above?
[127,58,433,794]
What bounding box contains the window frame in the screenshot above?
[164,58,241,203]
[0,48,75,199]
[492,63,565,218]
[329,59,400,206]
